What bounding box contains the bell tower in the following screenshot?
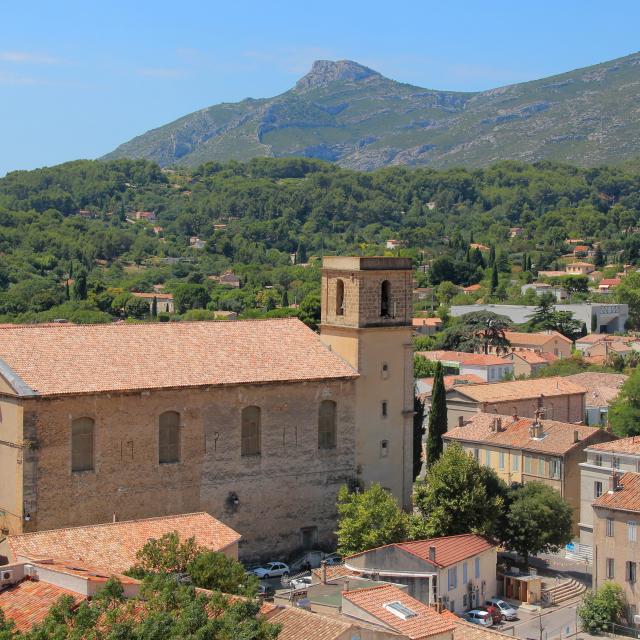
[319,257,413,508]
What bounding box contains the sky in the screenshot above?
[2,0,640,176]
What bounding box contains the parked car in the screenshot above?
[290,575,313,590]
[463,610,494,627]
[486,598,518,621]
[323,554,343,566]
[257,583,274,599]
[251,562,290,579]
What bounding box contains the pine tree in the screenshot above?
[490,263,499,294]
[65,280,70,300]
[522,252,528,272]
[488,245,496,267]
[72,272,88,301]
[426,362,447,466]
[151,296,158,318]
[281,289,289,307]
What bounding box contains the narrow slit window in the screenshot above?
[159,411,180,464]
[71,417,94,472]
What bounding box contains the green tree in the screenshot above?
[501,482,573,565]
[426,362,447,466]
[593,244,605,268]
[72,272,88,301]
[298,292,320,329]
[414,354,437,378]
[172,283,209,314]
[578,582,626,635]
[528,293,556,328]
[124,296,151,319]
[490,263,498,295]
[615,271,640,329]
[127,531,202,576]
[414,443,507,538]
[187,551,259,596]
[281,289,289,307]
[336,484,408,556]
[609,367,640,436]
[413,395,425,480]
[151,295,158,318]
[438,311,511,354]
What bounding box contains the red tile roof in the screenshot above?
[413,317,443,327]
[0,579,86,632]
[267,606,357,640]
[588,436,640,455]
[599,278,621,287]
[398,534,494,568]
[0,319,357,396]
[463,284,482,292]
[444,413,609,455]
[504,330,572,346]
[9,512,240,573]
[593,473,640,513]
[342,584,456,639]
[507,351,551,365]
[132,292,173,300]
[417,374,486,391]
[449,376,585,403]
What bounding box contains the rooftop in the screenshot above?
[0,319,357,396]
[9,512,240,573]
[322,256,412,271]
[417,374,486,393]
[444,413,609,455]
[588,436,640,455]
[504,330,572,345]
[267,606,357,640]
[412,317,443,327]
[132,292,173,300]
[593,473,640,513]
[342,584,456,640]
[416,350,508,367]
[562,373,627,407]
[507,351,556,365]
[0,579,86,632]
[347,534,494,569]
[449,376,586,403]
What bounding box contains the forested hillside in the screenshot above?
[2,156,640,324]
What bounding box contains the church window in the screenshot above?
[159,411,180,464]
[336,279,345,316]
[71,417,94,472]
[318,400,337,449]
[380,280,391,316]
[241,406,261,456]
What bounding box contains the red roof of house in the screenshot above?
[598,278,621,287]
[0,579,86,632]
[463,284,482,292]
[412,317,443,327]
[132,292,173,300]
[593,473,640,513]
[397,534,494,568]
[588,436,640,455]
[9,512,240,573]
[342,584,456,640]
[416,350,508,367]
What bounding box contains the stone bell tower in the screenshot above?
[319,257,414,508]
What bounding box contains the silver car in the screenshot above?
[486,598,518,621]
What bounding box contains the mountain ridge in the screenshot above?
[103,51,640,170]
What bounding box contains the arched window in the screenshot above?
[380,280,391,317]
[318,400,337,450]
[71,417,94,472]
[241,406,261,456]
[159,411,180,464]
[336,279,345,316]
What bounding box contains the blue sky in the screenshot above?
[2,0,640,176]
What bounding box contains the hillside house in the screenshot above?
[415,351,513,382]
[132,291,174,313]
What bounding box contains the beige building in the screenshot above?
[564,373,626,426]
[344,534,497,614]
[444,412,617,533]
[501,350,557,378]
[445,377,587,427]
[487,330,572,358]
[592,472,640,619]
[578,438,639,558]
[132,291,174,313]
[0,256,412,559]
[319,256,414,508]
[566,262,595,275]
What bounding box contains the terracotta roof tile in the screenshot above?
[449,376,586,403]
[588,437,640,455]
[452,618,514,640]
[593,473,640,513]
[417,374,486,392]
[0,579,86,632]
[267,606,357,640]
[398,534,494,568]
[342,584,456,639]
[413,317,443,327]
[506,351,549,365]
[562,373,626,407]
[444,412,609,455]
[132,292,173,300]
[9,512,240,574]
[504,331,572,346]
[311,564,359,582]
[0,319,357,396]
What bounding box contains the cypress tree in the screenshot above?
[490,263,499,294]
[65,280,70,300]
[151,296,158,318]
[426,362,447,466]
[488,245,496,267]
[281,289,289,307]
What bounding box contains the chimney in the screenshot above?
[458,416,464,428]
[343,579,350,593]
[496,417,502,432]
[321,560,327,584]
[573,430,580,443]
[609,470,620,493]
[428,545,436,562]
[492,417,499,433]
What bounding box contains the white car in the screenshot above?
[464,610,494,627]
[486,598,518,621]
[290,575,313,590]
[252,562,290,579]
[324,554,343,566]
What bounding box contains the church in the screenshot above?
[0,256,413,558]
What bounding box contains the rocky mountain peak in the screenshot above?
[295,59,380,91]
